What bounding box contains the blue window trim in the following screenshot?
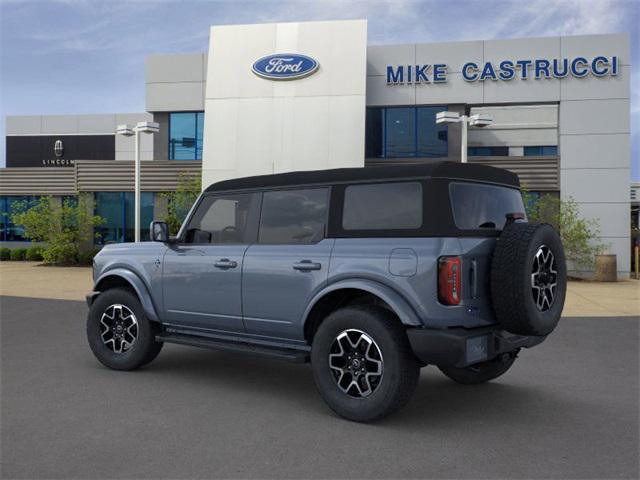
[168,111,204,160]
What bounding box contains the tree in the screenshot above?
[11,196,104,265]
[523,191,606,270]
[161,172,201,235]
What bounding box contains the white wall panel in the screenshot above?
[415,73,483,104]
[6,116,42,134]
[560,168,630,203]
[560,99,629,135]
[366,75,414,106]
[560,134,629,169]
[146,54,205,83]
[575,203,629,238]
[41,116,78,134]
[483,37,561,64]
[146,82,205,112]
[366,44,414,77]
[560,65,630,101]
[202,20,367,187]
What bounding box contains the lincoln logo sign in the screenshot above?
[386,55,620,84]
[252,54,319,80]
[54,139,64,158]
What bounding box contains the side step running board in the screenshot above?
[156,333,310,363]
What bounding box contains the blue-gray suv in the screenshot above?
[86,162,566,421]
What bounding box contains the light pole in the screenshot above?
[436,111,492,163]
[116,121,159,242]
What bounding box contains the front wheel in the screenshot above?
[311,306,420,422]
[438,352,517,385]
[87,288,163,371]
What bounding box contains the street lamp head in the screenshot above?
[116,124,135,137]
[469,113,493,127]
[436,111,461,124]
[135,121,160,134]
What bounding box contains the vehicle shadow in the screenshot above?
[133,344,570,427]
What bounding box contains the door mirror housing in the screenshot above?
[150,221,170,243]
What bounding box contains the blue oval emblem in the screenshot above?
[252,53,319,80]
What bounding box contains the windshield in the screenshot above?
[449,182,525,230]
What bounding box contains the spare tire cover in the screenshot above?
[490,222,566,336]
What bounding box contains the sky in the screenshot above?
[1,0,638,179]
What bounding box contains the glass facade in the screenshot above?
[95,192,154,244]
[365,106,448,159]
[169,112,204,160]
[524,146,558,156]
[468,146,510,156]
[0,196,39,242]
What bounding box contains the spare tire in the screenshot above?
[490,222,566,336]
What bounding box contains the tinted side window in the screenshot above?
[184,193,256,244]
[259,188,328,244]
[449,182,525,230]
[342,182,422,230]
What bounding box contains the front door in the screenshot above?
[162,192,259,333]
[242,187,332,341]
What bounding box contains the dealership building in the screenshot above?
[0,20,633,277]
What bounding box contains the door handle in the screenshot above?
[293,260,322,271]
[214,258,238,269]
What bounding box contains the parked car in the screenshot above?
[86,162,566,421]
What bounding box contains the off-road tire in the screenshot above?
[438,353,517,385]
[311,306,420,422]
[87,288,163,370]
[491,222,566,336]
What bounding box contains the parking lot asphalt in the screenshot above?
[1,296,638,479]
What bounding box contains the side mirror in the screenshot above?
[150,221,169,243]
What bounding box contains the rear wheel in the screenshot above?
[311,306,420,422]
[438,352,517,385]
[87,288,163,370]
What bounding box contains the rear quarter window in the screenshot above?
[342,182,422,230]
[449,182,525,230]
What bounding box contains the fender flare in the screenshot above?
[93,268,160,322]
[302,278,423,331]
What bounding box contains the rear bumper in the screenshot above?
[407,325,546,368]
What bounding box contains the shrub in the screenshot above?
[523,192,606,270]
[78,247,102,265]
[0,247,11,261]
[11,196,104,265]
[10,248,27,261]
[25,246,44,261]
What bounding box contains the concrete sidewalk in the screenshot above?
[0,261,638,317]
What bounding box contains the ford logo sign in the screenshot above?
[252,53,319,80]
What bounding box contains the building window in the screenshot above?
[0,196,39,242]
[365,106,448,159]
[169,112,204,160]
[468,146,510,156]
[95,192,154,244]
[524,146,558,156]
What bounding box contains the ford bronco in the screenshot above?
[86,162,566,421]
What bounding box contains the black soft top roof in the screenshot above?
[204,161,519,193]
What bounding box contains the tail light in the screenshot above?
[438,256,461,305]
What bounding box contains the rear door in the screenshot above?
[242,187,333,341]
